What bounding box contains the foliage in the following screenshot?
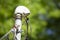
[0,0,60,40]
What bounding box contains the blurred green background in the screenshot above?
[0,0,60,40]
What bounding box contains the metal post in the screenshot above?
[25,17,29,40]
[14,14,22,40]
[14,6,30,40]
